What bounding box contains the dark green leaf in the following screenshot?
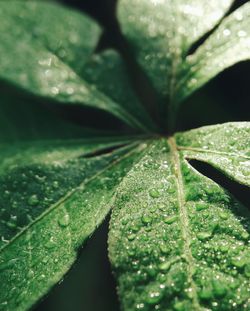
[82,49,157,132]
[0,139,147,311]
[0,84,98,142]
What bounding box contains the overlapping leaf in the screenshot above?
[109,122,250,311]
[117,0,250,115]
[82,49,157,132]
[176,3,250,103]
[0,0,249,310]
[0,138,147,311]
[0,1,152,130]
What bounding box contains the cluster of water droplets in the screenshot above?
[0,1,108,113]
[119,0,235,99]
[175,123,250,187]
[109,138,250,310]
[180,3,250,101]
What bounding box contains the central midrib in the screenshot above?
[168,137,201,310]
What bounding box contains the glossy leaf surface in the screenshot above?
[117,0,233,100]
[109,123,250,311]
[177,3,250,103]
[0,139,146,311]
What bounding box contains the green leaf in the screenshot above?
[175,122,250,187]
[117,0,233,100]
[0,83,100,143]
[0,138,147,311]
[0,1,148,130]
[82,49,157,132]
[109,122,250,311]
[176,3,250,104]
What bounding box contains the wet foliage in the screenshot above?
[0,1,249,311]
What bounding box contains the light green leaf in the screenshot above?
[117,0,233,99]
[176,3,250,103]
[0,139,147,311]
[175,122,250,186]
[109,122,250,311]
[0,1,148,130]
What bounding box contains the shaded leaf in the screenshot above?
[109,122,250,311]
[0,83,100,142]
[0,139,147,310]
[0,1,147,130]
[82,49,157,132]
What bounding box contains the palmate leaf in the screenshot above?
[109,122,250,311]
[1,1,249,311]
[117,0,250,114]
[0,1,153,131]
[0,137,147,311]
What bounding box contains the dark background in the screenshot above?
[35,0,250,310]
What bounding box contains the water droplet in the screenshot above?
[164,215,178,224]
[212,279,227,298]
[42,257,49,264]
[27,270,34,278]
[231,256,246,268]
[219,212,229,220]
[127,233,136,241]
[6,221,17,229]
[198,287,213,300]
[223,29,231,36]
[195,203,208,211]
[159,244,169,254]
[28,194,39,206]
[238,30,247,37]
[53,181,59,189]
[197,231,212,241]
[149,189,160,198]
[58,214,70,228]
[173,301,186,311]
[241,232,249,241]
[51,86,59,95]
[141,215,152,225]
[145,290,162,305]
[158,261,170,272]
[45,238,56,249]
